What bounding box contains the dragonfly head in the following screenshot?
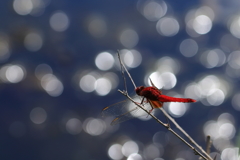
[135,86,145,96]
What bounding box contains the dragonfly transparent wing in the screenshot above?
[102,97,155,125]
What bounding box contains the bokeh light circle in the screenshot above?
[108,144,124,160]
[179,39,198,57]
[13,0,33,15]
[121,49,142,68]
[30,107,47,124]
[84,118,106,136]
[142,0,167,21]
[122,141,139,157]
[95,77,112,96]
[66,118,82,135]
[168,102,188,118]
[95,52,114,71]
[120,29,139,48]
[5,65,25,83]
[79,74,96,93]
[24,32,43,52]
[193,15,212,34]
[156,17,179,36]
[49,11,69,32]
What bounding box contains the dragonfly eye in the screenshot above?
[135,86,144,95]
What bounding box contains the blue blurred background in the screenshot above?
[1,0,240,159]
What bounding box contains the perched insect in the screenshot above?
[135,80,196,112]
[102,79,196,125]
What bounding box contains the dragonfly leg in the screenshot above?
[134,97,145,106]
[146,101,155,118]
[140,97,148,104]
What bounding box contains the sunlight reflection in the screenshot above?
[120,49,142,68]
[196,75,230,106]
[66,118,82,135]
[143,143,161,159]
[13,0,33,15]
[193,15,212,34]
[49,11,69,32]
[79,71,116,95]
[79,74,96,93]
[160,72,177,89]
[231,93,240,111]
[228,51,240,69]
[30,107,47,124]
[120,29,139,48]
[122,140,139,157]
[184,82,201,100]
[206,89,225,106]
[35,64,53,80]
[148,72,176,90]
[185,6,214,37]
[95,52,114,71]
[203,113,236,141]
[221,148,239,160]
[200,49,226,68]
[108,144,124,160]
[229,15,240,38]
[103,72,119,89]
[127,153,142,160]
[155,56,180,74]
[137,0,167,21]
[24,31,43,52]
[127,96,153,121]
[168,100,189,118]
[95,77,112,96]
[5,65,25,83]
[156,17,179,37]
[88,15,107,38]
[83,118,106,136]
[213,138,231,152]
[41,74,64,97]
[179,39,198,57]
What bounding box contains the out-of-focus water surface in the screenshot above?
[1,0,240,159]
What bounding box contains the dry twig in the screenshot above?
[118,90,209,160]
[116,51,213,160]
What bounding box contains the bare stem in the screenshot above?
[117,51,137,89]
[118,90,209,160]
[116,51,213,160]
[206,135,212,155]
[158,108,213,160]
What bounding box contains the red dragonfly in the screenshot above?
[102,81,196,125]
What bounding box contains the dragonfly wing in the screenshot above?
[110,103,154,125]
[102,97,157,125]
[102,97,144,117]
[110,106,139,125]
[102,100,128,117]
[149,78,162,94]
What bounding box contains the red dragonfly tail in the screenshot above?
[158,95,196,103]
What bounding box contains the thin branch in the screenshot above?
[159,107,213,160]
[117,51,137,89]
[118,90,209,160]
[117,50,128,92]
[118,90,168,127]
[116,52,213,160]
[206,135,212,155]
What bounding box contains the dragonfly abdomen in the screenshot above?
[158,95,196,103]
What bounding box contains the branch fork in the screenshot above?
[116,51,213,160]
